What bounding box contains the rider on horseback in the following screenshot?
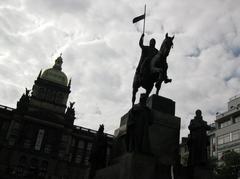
[132,33,174,105]
[135,33,158,84]
[135,33,172,85]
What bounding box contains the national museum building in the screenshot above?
[0,56,113,179]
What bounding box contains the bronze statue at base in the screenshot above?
[126,93,152,154]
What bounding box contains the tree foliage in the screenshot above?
[215,151,240,179]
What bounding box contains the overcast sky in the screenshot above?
[1,0,240,137]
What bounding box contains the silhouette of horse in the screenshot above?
[132,33,174,105]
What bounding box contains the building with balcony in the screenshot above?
[209,95,240,161]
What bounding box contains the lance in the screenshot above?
[142,4,146,35]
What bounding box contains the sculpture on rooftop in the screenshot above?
[16,88,31,113]
[65,102,75,123]
[132,33,174,105]
[89,124,107,179]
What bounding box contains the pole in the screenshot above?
[142,4,146,34]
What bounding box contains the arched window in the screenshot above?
[38,160,48,178]
[16,156,27,177]
[29,158,39,177]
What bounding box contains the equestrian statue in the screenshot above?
[132,33,174,105]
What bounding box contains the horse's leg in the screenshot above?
[155,80,162,95]
[155,72,163,95]
[132,87,138,106]
[146,85,153,99]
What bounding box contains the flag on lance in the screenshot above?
[132,5,146,34]
[132,14,145,23]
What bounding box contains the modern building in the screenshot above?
[0,56,113,179]
[209,95,240,161]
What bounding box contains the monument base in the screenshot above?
[97,95,180,179]
[192,166,213,179]
[113,95,181,165]
[94,153,171,179]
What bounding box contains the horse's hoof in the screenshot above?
[164,79,172,83]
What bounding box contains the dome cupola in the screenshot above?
[41,56,68,86]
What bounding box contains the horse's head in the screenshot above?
[159,33,174,57]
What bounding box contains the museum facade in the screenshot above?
[0,56,113,179]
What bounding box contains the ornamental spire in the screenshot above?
[53,53,63,71]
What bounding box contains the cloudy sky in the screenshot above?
[1,0,240,137]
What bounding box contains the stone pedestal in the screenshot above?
[114,95,180,165]
[192,166,213,179]
[95,153,156,179]
[95,95,181,179]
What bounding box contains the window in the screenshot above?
[211,137,216,152]
[106,147,111,165]
[71,138,76,147]
[212,137,216,144]
[15,156,27,177]
[46,90,55,102]
[29,158,39,176]
[218,152,223,160]
[235,116,240,123]
[75,140,85,164]
[218,133,230,145]
[38,161,48,178]
[78,140,85,149]
[55,92,64,104]
[8,137,16,146]
[23,139,31,149]
[44,144,52,154]
[68,153,73,162]
[220,120,232,128]
[84,143,92,165]
[35,129,45,151]
[234,148,240,153]
[218,131,240,145]
[232,130,240,141]
[38,87,46,99]
[12,122,20,134]
[0,122,9,137]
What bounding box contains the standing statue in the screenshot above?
[132,33,174,105]
[65,102,76,124]
[126,93,152,154]
[187,110,211,167]
[25,88,31,97]
[17,88,31,113]
[89,125,107,179]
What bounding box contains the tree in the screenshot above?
[215,151,240,179]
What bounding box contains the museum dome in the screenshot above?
[41,56,68,86]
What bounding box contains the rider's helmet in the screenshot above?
[149,38,156,47]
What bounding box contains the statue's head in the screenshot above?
[139,93,148,106]
[195,109,202,120]
[149,38,156,48]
